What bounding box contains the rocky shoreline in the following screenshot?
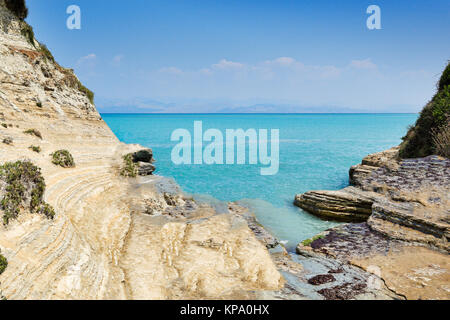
[294,147,449,299]
[0,1,448,300]
[0,3,286,300]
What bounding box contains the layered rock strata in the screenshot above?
[0,3,284,299]
[295,147,450,299]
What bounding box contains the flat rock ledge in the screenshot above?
[294,187,380,222]
[294,147,450,300]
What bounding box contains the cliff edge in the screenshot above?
[0,2,284,299]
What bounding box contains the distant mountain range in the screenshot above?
[96,98,418,114]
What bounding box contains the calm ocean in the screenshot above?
[103,113,417,251]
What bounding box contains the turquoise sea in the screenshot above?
[103,114,417,251]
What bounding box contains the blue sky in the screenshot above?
[26,0,450,112]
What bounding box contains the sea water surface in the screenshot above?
[103,113,417,251]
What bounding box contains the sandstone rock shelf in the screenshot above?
[294,147,450,299]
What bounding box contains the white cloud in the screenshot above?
[266,57,298,67]
[100,55,434,112]
[349,58,377,70]
[77,53,96,66]
[212,59,245,70]
[274,57,296,65]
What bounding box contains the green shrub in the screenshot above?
[432,122,450,158]
[0,161,55,225]
[20,24,55,63]
[36,101,42,108]
[23,129,42,139]
[20,23,35,47]
[29,145,41,153]
[399,63,450,159]
[0,254,7,275]
[51,150,75,168]
[432,86,450,125]
[5,0,28,20]
[301,234,324,246]
[36,202,55,219]
[38,43,55,63]
[439,61,450,91]
[1,123,7,128]
[78,83,94,104]
[120,153,138,178]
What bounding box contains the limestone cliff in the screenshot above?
[0,3,283,299]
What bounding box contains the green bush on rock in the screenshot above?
[21,23,34,46]
[439,62,450,91]
[399,62,450,159]
[78,83,94,104]
[29,145,41,153]
[23,129,42,139]
[51,150,75,168]
[38,43,55,63]
[120,153,138,178]
[0,161,55,225]
[0,254,7,275]
[432,122,450,158]
[301,235,325,246]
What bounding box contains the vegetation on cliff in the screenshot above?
[51,150,75,168]
[29,145,41,153]
[0,253,7,274]
[120,153,138,177]
[23,128,42,139]
[0,161,55,225]
[4,0,28,20]
[20,23,34,45]
[78,83,94,104]
[301,234,324,246]
[11,0,94,104]
[400,62,450,158]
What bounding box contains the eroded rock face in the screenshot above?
[0,6,100,122]
[295,147,450,299]
[295,149,449,241]
[0,3,284,300]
